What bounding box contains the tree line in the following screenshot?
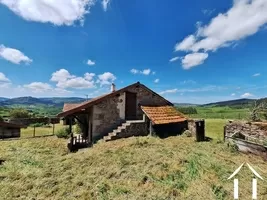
[176,107,198,114]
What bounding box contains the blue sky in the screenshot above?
[0,0,267,104]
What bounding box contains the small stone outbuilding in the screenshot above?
[58,82,189,144]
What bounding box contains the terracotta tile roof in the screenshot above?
[58,82,173,117]
[0,121,27,128]
[141,106,187,125]
[63,103,82,112]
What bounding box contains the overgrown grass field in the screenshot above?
[0,119,266,199]
[20,123,66,138]
[188,106,249,120]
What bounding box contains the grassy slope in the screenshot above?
[188,106,249,120]
[0,120,267,199]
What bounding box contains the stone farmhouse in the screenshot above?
[58,82,189,145]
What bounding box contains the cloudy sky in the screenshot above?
[1,0,267,104]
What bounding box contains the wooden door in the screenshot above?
[125,92,137,120]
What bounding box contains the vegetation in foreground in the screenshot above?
[0,120,267,199]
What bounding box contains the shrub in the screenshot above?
[56,127,71,139]
[75,121,82,134]
[9,108,31,119]
[182,130,192,137]
[29,122,44,127]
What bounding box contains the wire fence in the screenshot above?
[21,123,66,138]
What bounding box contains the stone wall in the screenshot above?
[127,85,170,119]
[0,127,20,139]
[92,96,122,139]
[188,119,197,136]
[121,122,148,138]
[225,121,267,141]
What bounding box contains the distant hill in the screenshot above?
[174,103,199,107]
[39,97,86,105]
[0,97,86,107]
[0,97,9,102]
[202,98,256,107]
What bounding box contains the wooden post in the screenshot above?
[52,123,55,135]
[69,117,72,134]
[223,125,226,142]
[33,126,36,137]
[149,121,153,136]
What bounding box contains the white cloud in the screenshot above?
[175,35,196,52]
[24,82,52,93]
[140,69,151,75]
[51,69,95,89]
[181,53,208,69]
[130,68,152,75]
[181,80,196,84]
[97,72,116,86]
[174,0,267,67]
[159,89,178,95]
[154,79,159,83]
[0,0,96,26]
[0,72,11,88]
[253,73,260,77]
[169,56,180,62]
[0,45,32,64]
[231,93,236,96]
[202,9,215,16]
[50,69,75,82]
[102,0,111,11]
[84,72,95,81]
[57,77,95,89]
[87,59,95,66]
[241,92,253,98]
[130,69,139,74]
[0,72,10,82]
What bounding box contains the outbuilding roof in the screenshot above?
[141,105,187,125]
[63,103,83,112]
[58,82,173,117]
[0,121,27,128]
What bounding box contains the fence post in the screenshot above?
[33,126,36,137]
[53,123,55,135]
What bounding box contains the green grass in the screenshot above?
[0,120,267,199]
[205,119,228,141]
[21,123,67,138]
[188,106,249,120]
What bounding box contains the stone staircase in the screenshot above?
[103,120,146,142]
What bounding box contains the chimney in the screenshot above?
[111,83,116,92]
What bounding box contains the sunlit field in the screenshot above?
[0,119,266,199]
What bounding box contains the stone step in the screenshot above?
[104,135,119,142]
[109,132,117,137]
[104,122,132,142]
[103,136,111,141]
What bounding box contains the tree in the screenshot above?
[249,100,267,121]
[0,116,3,122]
[9,108,31,119]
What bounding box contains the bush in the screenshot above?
[182,130,192,137]
[29,122,44,127]
[56,127,71,139]
[9,108,31,119]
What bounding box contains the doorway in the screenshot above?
[125,92,137,120]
